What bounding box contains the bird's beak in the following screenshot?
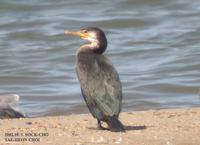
[64,30,89,40]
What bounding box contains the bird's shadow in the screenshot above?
[87,125,147,131]
[124,125,147,131]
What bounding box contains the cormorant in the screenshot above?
[64,27,125,132]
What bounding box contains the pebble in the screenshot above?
[114,137,122,144]
[26,122,32,125]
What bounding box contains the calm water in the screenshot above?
[0,0,200,117]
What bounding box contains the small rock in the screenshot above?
[96,136,104,143]
[58,133,62,136]
[26,122,32,125]
[115,137,122,144]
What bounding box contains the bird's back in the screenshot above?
[76,52,122,120]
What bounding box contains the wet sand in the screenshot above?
[0,108,200,145]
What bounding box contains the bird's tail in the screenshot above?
[106,115,125,132]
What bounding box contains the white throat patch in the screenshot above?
[88,32,97,43]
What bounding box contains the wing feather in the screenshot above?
[76,53,122,119]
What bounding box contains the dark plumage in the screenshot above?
[0,108,25,119]
[64,27,125,132]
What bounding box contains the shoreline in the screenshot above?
[0,108,200,145]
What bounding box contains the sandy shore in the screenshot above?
[0,108,200,145]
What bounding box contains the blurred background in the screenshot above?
[0,0,200,117]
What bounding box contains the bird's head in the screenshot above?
[64,27,107,54]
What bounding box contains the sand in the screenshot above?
[0,108,200,145]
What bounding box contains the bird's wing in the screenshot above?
[77,54,122,117]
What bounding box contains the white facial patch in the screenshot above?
[88,32,97,42]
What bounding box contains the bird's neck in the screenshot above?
[77,41,107,55]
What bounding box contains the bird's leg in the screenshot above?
[97,120,108,130]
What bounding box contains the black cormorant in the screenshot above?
[64,27,125,132]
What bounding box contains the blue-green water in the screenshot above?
[0,0,200,117]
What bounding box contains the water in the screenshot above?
[0,0,200,117]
